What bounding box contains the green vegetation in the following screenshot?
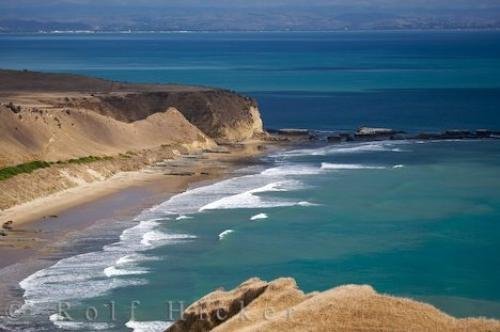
[0,161,51,181]
[65,155,113,164]
[0,155,114,181]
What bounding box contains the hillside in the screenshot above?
[0,70,264,167]
[0,70,265,209]
[167,277,500,332]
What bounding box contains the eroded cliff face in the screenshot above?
[0,70,266,209]
[0,70,266,168]
[72,90,265,142]
[0,104,214,167]
[0,70,266,145]
[166,277,500,332]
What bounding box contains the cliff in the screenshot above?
[0,70,265,209]
[0,70,265,166]
[0,70,264,151]
[167,277,500,332]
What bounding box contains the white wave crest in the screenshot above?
[250,213,268,221]
[278,142,405,158]
[103,266,149,278]
[116,254,158,266]
[297,201,319,207]
[393,164,405,168]
[218,229,234,240]
[49,317,113,331]
[199,181,305,211]
[125,320,172,332]
[175,215,193,220]
[141,231,196,247]
[321,163,386,170]
[261,165,320,176]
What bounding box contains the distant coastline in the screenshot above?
[2,28,500,34]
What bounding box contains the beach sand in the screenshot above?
[0,143,267,314]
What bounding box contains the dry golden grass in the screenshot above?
[167,278,500,332]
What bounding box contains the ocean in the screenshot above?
[1,31,500,331]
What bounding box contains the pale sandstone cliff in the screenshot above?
[167,277,500,332]
[0,70,266,209]
[0,104,214,167]
[0,70,265,148]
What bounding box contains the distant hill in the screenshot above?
[1,0,500,32]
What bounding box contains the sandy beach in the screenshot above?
[0,143,267,314]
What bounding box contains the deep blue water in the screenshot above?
[1,32,500,331]
[1,31,500,130]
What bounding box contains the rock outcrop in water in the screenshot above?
[166,277,500,332]
[269,126,500,143]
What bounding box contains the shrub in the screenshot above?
[66,156,112,164]
[0,161,51,181]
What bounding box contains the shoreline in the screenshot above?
[0,143,270,315]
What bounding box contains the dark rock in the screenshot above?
[341,133,354,142]
[416,132,443,140]
[0,230,7,236]
[354,127,403,141]
[327,133,353,143]
[2,220,13,230]
[327,135,342,143]
[309,134,320,141]
[277,128,311,136]
[391,133,413,140]
[443,130,472,139]
[475,129,492,138]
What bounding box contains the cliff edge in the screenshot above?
[0,70,265,209]
[167,277,500,332]
[0,70,264,158]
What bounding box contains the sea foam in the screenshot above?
[18,150,321,328]
[321,163,386,170]
[175,215,192,220]
[218,229,234,240]
[261,164,321,176]
[276,142,405,158]
[103,266,149,278]
[141,230,196,247]
[250,213,268,221]
[125,320,172,332]
[199,181,305,211]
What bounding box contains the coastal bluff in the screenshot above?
[166,277,500,332]
[0,70,265,210]
[0,69,265,166]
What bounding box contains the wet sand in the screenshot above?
[0,144,268,315]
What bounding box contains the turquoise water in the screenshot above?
[1,31,500,130]
[10,140,500,331]
[1,32,500,331]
